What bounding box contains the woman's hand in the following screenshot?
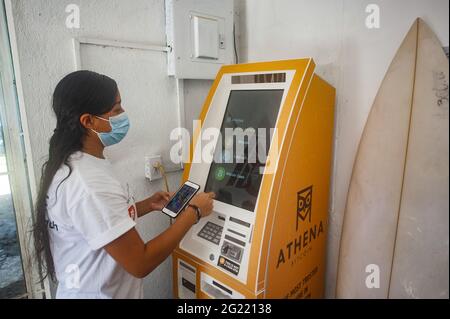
[148,191,172,211]
[189,192,215,218]
[136,191,172,218]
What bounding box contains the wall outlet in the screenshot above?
[145,155,163,181]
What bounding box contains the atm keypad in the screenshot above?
[197,222,223,245]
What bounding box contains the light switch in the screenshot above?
[192,15,219,60]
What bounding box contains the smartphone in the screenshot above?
[162,181,200,218]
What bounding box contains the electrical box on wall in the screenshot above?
[165,0,234,79]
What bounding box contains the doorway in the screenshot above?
[0,0,48,299]
[0,103,27,298]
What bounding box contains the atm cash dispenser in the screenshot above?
[173,59,335,299]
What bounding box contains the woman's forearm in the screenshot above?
[105,206,197,278]
[135,199,152,218]
[105,193,213,279]
[140,207,197,275]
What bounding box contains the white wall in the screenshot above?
[7,0,215,298]
[183,79,213,137]
[238,0,449,298]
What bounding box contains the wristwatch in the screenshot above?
[187,204,201,224]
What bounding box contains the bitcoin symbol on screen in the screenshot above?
[215,167,226,181]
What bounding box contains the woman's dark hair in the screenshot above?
[34,70,118,281]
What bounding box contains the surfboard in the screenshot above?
[336,18,449,298]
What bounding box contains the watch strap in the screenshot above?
[187,204,201,224]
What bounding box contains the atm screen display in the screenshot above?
[204,90,284,212]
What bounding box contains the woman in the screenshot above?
[33,70,215,298]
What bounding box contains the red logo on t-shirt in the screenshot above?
[128,205,136,220]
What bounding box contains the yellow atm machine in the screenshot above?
[173,59,335,299]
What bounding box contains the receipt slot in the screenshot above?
[173,59,335,298]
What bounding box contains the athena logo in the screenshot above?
[65,4,80,29]
[65,264,80,289]
[365,4,380,29]
[365,264,380,289]
[296,186,313,230]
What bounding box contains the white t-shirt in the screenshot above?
[46,151,143,299]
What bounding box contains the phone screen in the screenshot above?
[165,183,198,215]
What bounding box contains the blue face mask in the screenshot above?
[93,112,130,147]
